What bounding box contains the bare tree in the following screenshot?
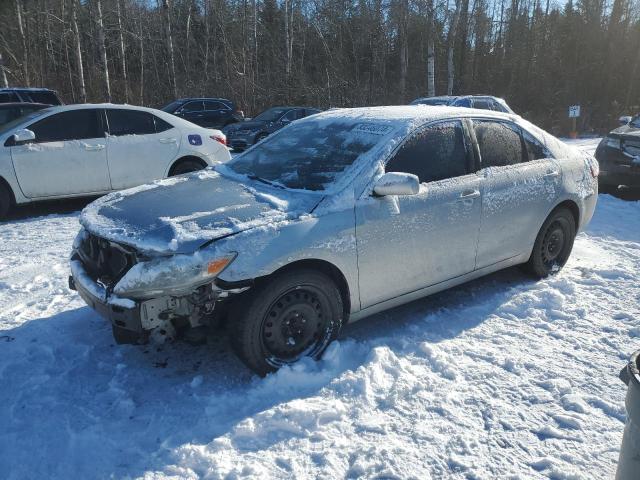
[426,0,435,96]
[15,0,29,86]
[116,0,128,103]
[161,0,178,98]
[0,52,9,88]
[71,0,86,102]
[447,0,462,95]
[96,0,112,102]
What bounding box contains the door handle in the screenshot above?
[83,143,105,151]
[159,138,177,144]
[459,189,480,199]
[544,170,560,178]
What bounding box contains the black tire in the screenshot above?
[0,182,12,220]
[525,207,576,278]
[230,269,344,376]
[169,158,206,176]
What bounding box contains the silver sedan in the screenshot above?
[70,106,599,375]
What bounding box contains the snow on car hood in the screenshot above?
[80,169,321,255]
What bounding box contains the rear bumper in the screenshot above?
[596,146,640,187]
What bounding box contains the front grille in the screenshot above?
[78,233,137,289]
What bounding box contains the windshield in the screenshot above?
[253,107,290,122]
[0,107,52,137]
[630,115,640,128]
[161,101,184,113]
[226,118,393,191]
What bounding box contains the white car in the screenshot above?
[0,103,231,218]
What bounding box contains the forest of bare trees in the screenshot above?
[1,0,640,133]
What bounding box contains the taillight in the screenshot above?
[586,155,599,178]
[210,134,226,146]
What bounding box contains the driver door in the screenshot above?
[355,120,483,309]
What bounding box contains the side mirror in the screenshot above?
[619,116,632,126]
[13,128,35,144]
[373,172,420,196]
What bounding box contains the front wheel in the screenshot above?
[230,269,344,376]
[525,207,576,278]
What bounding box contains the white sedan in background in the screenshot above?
[0,103,231,218]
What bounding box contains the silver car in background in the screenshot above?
[69,106,599,375]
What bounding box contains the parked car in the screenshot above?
[0,104,231,218]
[224,106,322,151]
[0,87,62,105]
[69,106,598,375]
[595,114,640,191]
[410,95,514,113]
[161,98,244,129]
[0,103,50,128]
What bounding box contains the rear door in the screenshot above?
[473,119,562,268]
[356,120,482,308]
[10,109,110,198]
[105,108,180,189]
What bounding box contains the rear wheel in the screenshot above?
[169,158,206,176]
[0,182,12,220]
[230,269,344,376]
[525,208,576,278]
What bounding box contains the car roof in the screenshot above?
[174,97,233,103]
[0,87,58,92]
[0,102,51,108]
[313,105,517,126]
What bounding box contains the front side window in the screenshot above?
[473,120,524,167]
[107,109,155,136]
[182,101,204,113]
[472,99,491,110]
[282,110,298,122]
[253,107,290,122]
[455,98,472,108]
[385,121,469,183]
[226,119,393,191]
[29,109,100,143]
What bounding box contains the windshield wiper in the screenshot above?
[247,175,284,189]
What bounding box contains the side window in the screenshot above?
[0,92,20,103]
[153,115,174,133]
[203,100,226,111]
[472,99,491,110]
[455,98,471,108]
[490,100,508,113]
[473,120,524,167]
[282,110,298,122]
[386,121,468,183]
[0,108,16,124]
[107,110,156,136]
[29,109,100,143]
[182,101,203,113]
[522,129,550,161]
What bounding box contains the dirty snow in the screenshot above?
[1,138,639,479]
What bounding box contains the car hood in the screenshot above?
[611,124,640,138]
[80,169,321,255]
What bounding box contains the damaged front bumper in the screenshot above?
[69,256,243,344]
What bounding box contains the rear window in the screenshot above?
[24,91,61,105]
[474,120,524,167]
[107,109,156,136]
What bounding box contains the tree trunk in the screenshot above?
[96,0,111,102]
[15,0,29,86]
[71,0,86,102]
[426,0,435,96]
[447,0,462,95]
[116,0,128,103]
[398,0,409,101]
[161,0,178,98]
[0,52,9,88]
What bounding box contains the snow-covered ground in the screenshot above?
[2,138,639,479]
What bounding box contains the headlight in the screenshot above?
[605,136,621,149]
[114,252,236,299]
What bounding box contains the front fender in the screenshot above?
[214,208,360,313]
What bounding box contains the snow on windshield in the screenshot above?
[227,117,396,191]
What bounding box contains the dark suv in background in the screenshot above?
[0,103,50,127]
[595,114,640,191]
[0,88,62,105]
[224,106,322,151]
[161,98,244,128]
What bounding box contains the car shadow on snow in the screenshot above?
[0,265,534,478]
[5,196,99,221]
